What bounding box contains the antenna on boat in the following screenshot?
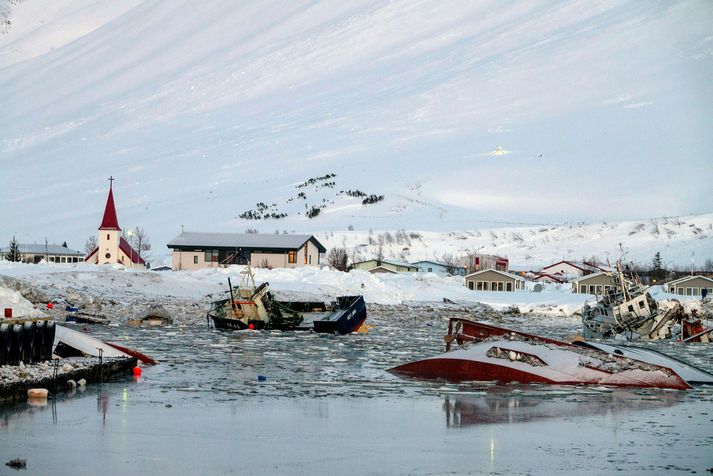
[240,262,256,291]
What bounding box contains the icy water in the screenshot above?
[2,308,713,475]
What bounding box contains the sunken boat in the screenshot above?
[388,318,706,390]
[207,267,366,334]
[581,261,692,340]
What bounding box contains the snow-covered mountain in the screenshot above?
[1,1,711,257]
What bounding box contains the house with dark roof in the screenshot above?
[85,179,145,269]
[166,232,326,270]
[0,243,84,264]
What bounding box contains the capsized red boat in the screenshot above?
[388,318,692,390]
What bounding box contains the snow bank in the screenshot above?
[0,285,46,318]
[0,262,591,315]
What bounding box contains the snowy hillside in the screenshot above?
[1,1,711,253]
[316,213,713,269]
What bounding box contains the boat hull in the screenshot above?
[209,295,367,335]
[390,319,692,390]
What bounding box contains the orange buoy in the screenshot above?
[27,388,48,399]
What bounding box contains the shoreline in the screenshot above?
[0,356,137,403]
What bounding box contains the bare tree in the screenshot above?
[84,235,98,255]
[437,252,461,276]
[133,226,151,259]
[704,258,713,273]
[374,241,385,261]
[327,247,349,271]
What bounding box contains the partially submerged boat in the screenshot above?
[207,266,366,334]
[581,262,685,340]
[389,318,701,390]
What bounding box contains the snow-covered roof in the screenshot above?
[167,232,326,252]
[0,244,84,256]
[666,275,713,286]
[569,271,610,282]
[411,260,466,269]
[465,269,525,281]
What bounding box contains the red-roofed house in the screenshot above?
[85,178,145,269]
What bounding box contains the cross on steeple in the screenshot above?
[108,176,115,189]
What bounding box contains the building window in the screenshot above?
[506,282,512,292]
[497,282,504,291]
[309,255,312,264]
[193,256,198,264]
[428,268,432,272]
[107,234,110,240]
[204,250,218,262]
[468,282,474,290]
[288,251,295,264]
[476,282,483,290]
[595,285,603,294]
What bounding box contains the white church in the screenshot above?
[85,178,145,269]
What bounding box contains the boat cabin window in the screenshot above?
[638,300,646,309]
[288,251,295,264]
[628,305,635,312]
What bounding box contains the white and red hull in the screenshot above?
[389,319,691,390]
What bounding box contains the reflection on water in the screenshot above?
[443,388,686,427]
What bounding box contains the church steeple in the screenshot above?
[99,176,121,231]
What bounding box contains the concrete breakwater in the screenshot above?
[0,357,137,403]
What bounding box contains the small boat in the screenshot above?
[207,266,366,334]
[65,312,110,325]
[388,318,692,390]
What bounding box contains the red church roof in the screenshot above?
[120,237,145,265]
[99,186,121,231]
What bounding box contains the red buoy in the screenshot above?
[47,302,54,309]
[248,324,255,330]
[133,366,142,376]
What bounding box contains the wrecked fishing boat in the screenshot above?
[207,267,366,334]
[388,318,696,390]
[581,262,687,340]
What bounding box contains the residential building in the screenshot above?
[0,243,84,264]
[465,269,525,292]
[85,180,145,269]
[461,254,509,273]
[350,259,418,274]
[666,276,713,297]
[540,260,606,280]
[167,232,325,270]
[411,260,466,276]
[570,272,615,295]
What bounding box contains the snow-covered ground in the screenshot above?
[1,261,707,322]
